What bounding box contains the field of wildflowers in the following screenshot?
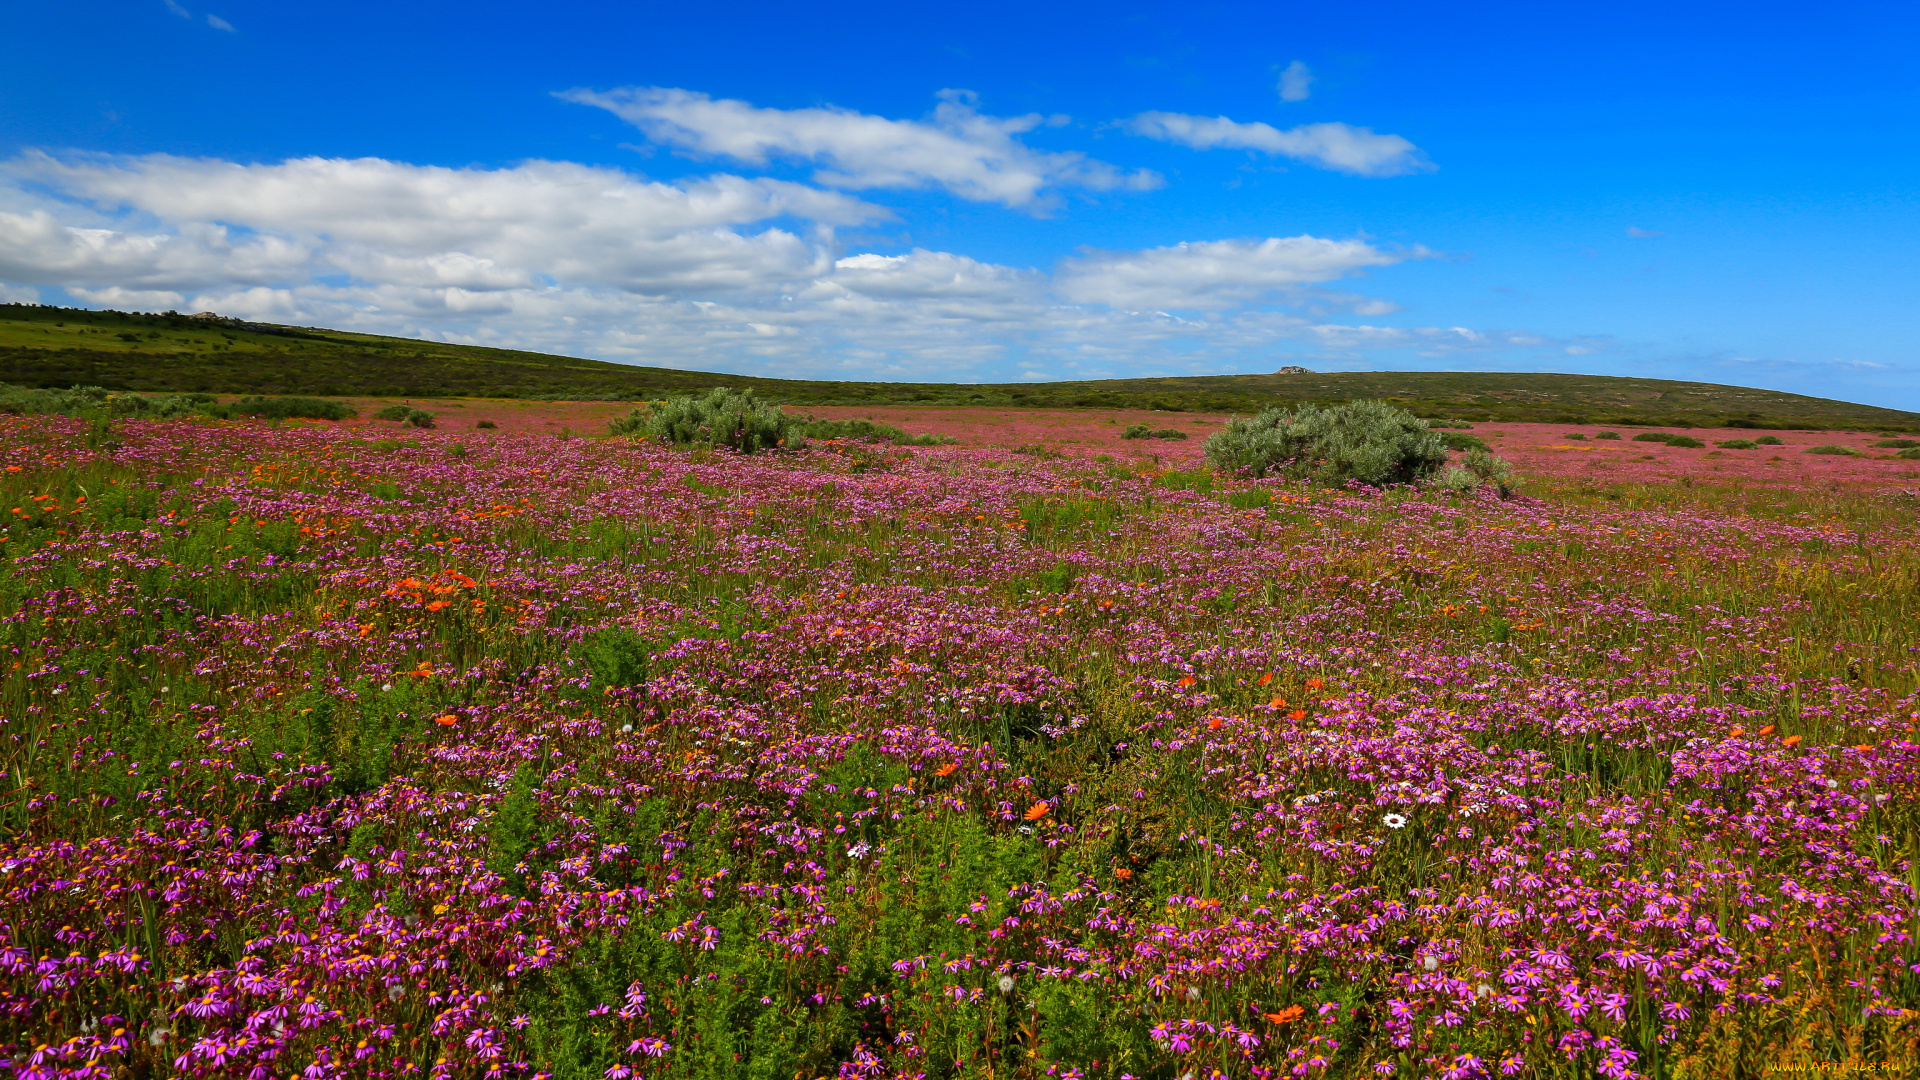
[2,409,1917,1080]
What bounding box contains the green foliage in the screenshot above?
[373,404,435,428]
[1754,435,1785,445]
[1123,424,1189,440]
[798,417,955,445]
[475,419,497,429]
[228,395,354,420]
[1666,435,1705,448]
[1632,432,1674,443]
[1873,438,1920,448]
[616,388,803,453]
[1423,419,1475,429]
[1595,431,1623,440]
[578,626,655,695]
[1898,447,1920,460]
[1716,439,1757,449]
[1203,399,1449,486]
[1805,444,1865,456]
[1440,431,1491,453]
[0,382,208,419]
[1563,433,1587,440]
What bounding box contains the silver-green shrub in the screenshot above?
[613,388,804,453]
[1202,399,1449,486]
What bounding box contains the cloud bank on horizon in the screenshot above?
[0,86,1579,381]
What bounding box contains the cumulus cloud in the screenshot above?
[1123,112,1432,177]
[1277,61,1313,103]
[563,87,1161,210]
[0,148,1588,382]
[1056,236,1418,310]
[3,152,888,295]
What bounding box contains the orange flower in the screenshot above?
[425,600,451,612]
[1177,675,1196,688]
[1758,725,1776,736]
[1782,735,1802,747]
[1206,717,1223,730]
[433,714,458,726]
[1288,709,1307,721]
[357,623,374,638]
[1256,672,1274,687]
[1264,1006,1304,1025]
[410,661,435,678]
[1728,727,1745,738]
[1268,696,1288,709]
[1023,801,1050,821]
[1113,867,1133,881]
[1306,677,1325,691]
[934,763,958,777]
[1855,744,1875,752]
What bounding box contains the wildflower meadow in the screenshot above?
[3,410,1917,1080]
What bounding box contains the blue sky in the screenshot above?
[3,1,1917,407]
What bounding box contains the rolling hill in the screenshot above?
[3,302,1914,430]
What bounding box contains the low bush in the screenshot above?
[800,417,956,446]
[1898,447,1920,460]
[373,405,436,428]
[1121,424,1151,439]
[1434,447,1516,497]
[1146,428,1189,440]
[1204,399,1450,486]
[1594,431,1623,440]
[1563,433,1587,440]
[1424,419,1474,429]
[475,420,497,429]
[1716,439,1757,449]
[1440,432,1491,453]
[1872,438,1919,448]
[225,396,356,421]
[613,388,801,453]
[1805,444,1865,457]
[1755,435,1784,445]
[1632,432,1674,443]
[1666,435,1705,448]
[0,383,209,420]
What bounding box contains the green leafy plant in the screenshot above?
[1632,433,1674,444]
[1440,431,1492,453]
[1872,439,1919,448]
[1121,424,1151,439]
[615,388,802,453]
[1666,435,1705,448]
[1805,444,1865,456]
[373,404,436,428]
[475,419,497,429]
[1594,431,1623,440]
[1203,399,1449,486]
[1716,439,1756,449]
[1754,435,1784,445]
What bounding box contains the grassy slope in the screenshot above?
[5,302,1916,429]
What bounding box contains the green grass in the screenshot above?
[5,302,1917,430]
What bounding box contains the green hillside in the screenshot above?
[3,302,1915,429]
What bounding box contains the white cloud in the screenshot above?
[68,286,187,309]
[563,87,1161,210]
[3,152,888,295]
[1123,112,1432,177]
[163,0,190,17]
[1277,61,1313,103]
[1626,226,1664,238]
[206,13,233,31]
[1056,236,1418,310]
[0,148,1591,383]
